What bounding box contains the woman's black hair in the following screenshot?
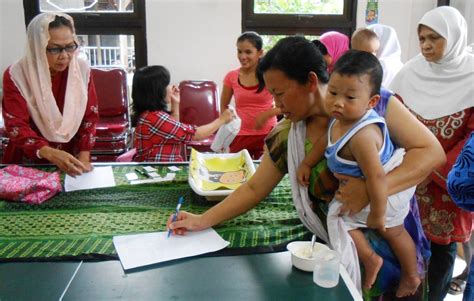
[237,31,266,93]
[48,15,74,31]
[259,36,329,85]
[332,50,383,96]
[311,39,328,56]
[131,65,171,127]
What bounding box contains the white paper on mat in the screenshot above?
[64,166,116,192]
[113,228,229,270]
[129,173,175,185]
[168,166,181,172]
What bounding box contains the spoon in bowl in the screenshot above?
[310,234,316,258]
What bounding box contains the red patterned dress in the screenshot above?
[2,67,99,164]
[409,107,474,245]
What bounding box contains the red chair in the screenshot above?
[179,80,220,159]
[90,68,131,161]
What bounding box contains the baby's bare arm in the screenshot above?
[301,133,327,168]
[349,125,387,230]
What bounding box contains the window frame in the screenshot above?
[23,0,147,69]
[241,0,358,37]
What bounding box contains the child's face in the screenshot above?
[325,72,379,123]
[353,38,380,56]
[237,40,263,71]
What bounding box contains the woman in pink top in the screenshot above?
[221,32,277,159]
[319,31,350,73]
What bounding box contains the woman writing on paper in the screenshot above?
[168,37,445,299]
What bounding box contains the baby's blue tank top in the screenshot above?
[325,109,394,177]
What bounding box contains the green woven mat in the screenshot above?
[0,164,309,260]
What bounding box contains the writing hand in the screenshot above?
[166,211,207,236]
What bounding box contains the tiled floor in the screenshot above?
[444,256,467,301]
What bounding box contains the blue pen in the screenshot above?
[168,196,184,238]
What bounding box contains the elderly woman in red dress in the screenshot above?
[2,12,99,176]
[390,6,474,301]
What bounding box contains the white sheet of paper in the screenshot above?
[64,166,116,192]
[168,166,181,172]
[129,173,175,185]
[113,228,229,270]
[143,166,157,172]
[147,172,160,178]
[125,172,138,181]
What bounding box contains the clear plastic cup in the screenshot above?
[313,249,340,288]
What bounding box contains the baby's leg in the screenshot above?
[380,225,421,297]
[349,228,383,289]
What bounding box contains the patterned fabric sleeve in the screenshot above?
[264,118,291,174]
[76,72,99,152]
[432,108,474,190]
[2,67,49,159]
[447,131,474,211]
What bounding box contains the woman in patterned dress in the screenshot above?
[2,13,99,176]
[390,6,474,301]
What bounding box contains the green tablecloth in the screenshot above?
[0,164,310,261]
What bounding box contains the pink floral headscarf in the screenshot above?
[9,12,90,143]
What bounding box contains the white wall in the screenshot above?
[146,0,241,91]
[2,0,470,92]
[0,0,27,86]
[451,0,474,45]
[356,0,437,62]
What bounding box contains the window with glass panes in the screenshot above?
[23,0,146,74]
[242,0,357,50]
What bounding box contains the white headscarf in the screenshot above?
[389,6,474,120]
[9,12,89,143]
[367,24,404,87]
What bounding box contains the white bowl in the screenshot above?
[286,241,330,272]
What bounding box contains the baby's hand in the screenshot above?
[297,163,311,187]
[367,212,386,232]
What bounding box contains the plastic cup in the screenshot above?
[313,249,340,288]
